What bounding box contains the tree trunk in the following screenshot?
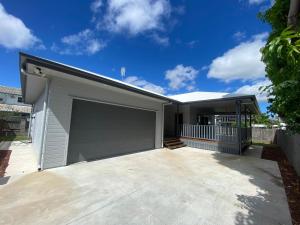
[288,0,300,28]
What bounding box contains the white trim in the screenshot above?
[71,95,158,112]
[161,103,164,148]
[40,78,50,170]
[27,107,33,139]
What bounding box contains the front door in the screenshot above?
[175,113,183,136]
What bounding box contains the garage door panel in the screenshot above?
[67,99,156,164]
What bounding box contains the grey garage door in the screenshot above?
[67,99,156,164]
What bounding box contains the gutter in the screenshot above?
[39,78,50,170]
[20,52,179,104]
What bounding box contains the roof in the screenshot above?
[19,53,260,113]
[20,53,175,103]
[0,103,31,114]
[0,86,21,95]
[169,92,260,114]
[169,92,230,102]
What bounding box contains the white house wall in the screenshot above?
[31,87,46,165]
[42,75,165,169]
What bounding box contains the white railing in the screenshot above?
[178,124,238,143]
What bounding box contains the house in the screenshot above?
[0,86,23,104]
[0,86,32,135]
[20,53,259,170]
[0,85,31,113]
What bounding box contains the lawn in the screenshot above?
[0,135,29,142]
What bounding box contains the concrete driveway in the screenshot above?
[0,141,37,180]
[0,147,291,225]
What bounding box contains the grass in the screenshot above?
[0,135,29,142]
[252,141,278,147]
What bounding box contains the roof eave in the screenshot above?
[19,52,177,104]
[180,94,261,114]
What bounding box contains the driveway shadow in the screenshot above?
[0,176,10,185]
[212,152,292,225]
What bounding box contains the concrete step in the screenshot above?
[165,141,184,147]
[163,138,186,150]
[168,143,187,149]
[164,139,181,144]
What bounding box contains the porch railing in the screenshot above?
[178,124,238,143]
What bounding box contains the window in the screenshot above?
[0,98,3,102]
[17,97,23,103]
[197,115,212,125]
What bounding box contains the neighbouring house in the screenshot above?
[20,53,260,170]
[0,85,32,136]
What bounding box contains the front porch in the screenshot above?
[178,124,251,154]
[164,95,258,154]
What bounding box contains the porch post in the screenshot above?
[249,112,252,144]
[175,104,179,137]
[236,100,242,155]
[244,106,247,143]
[244,106,247,128]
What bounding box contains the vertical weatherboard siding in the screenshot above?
[31,88,46,164]
[42,75,165,169]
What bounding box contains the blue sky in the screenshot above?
[0,0,272,112]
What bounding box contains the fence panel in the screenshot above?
[251,127,277,144]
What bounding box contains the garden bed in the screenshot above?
[0,150,12,177]
[262,145,300,225]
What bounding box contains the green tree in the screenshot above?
[253,113,272,125]
[259,0,300,133]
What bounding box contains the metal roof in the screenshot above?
[0,86,21,95]
[0,103,31,113]
[169,92,230,102]
[19,52,260,114]
[20,52,175,103]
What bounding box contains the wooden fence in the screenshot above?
[0,116,29,136]
[251,127,277,144]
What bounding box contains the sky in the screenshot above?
[0,0,272,112]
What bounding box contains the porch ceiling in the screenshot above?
[188,98,258,115]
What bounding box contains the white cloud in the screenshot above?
[172,5,185,15]
[247,0,275,8]
[165,65,199,90]
[234,79,272,102]
[124,76,165,94]
[53,29,105,55]
[91,0,103,13]
[233,31,246,41]
[0,3,43,49]
[207,32,268,82]
[150,33,169,46]
[101,0,171,36]
[248,0,266,4]
[187,40,199,48]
